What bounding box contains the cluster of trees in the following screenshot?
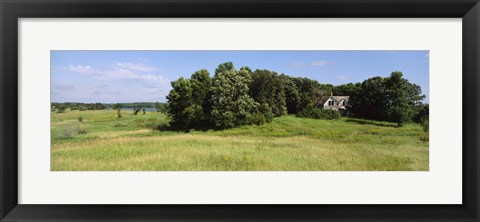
[51,102,106,113]
[167,62,341,130]
[333,72,427,127]
[167,62,428,130]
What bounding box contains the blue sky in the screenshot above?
[51,50,429,103]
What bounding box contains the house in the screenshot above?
[316,92,350,116]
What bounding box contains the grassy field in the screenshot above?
[51,110,429,171]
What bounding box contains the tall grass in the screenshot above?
[51,110,428,171]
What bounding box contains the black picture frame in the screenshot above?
[1,0,479,221]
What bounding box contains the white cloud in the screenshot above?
[115,62,158,72]
[66,62,168,84]
[66,65,96,75]
[310,60,328,66]
[289,62,306,68]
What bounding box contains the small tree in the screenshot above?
[133,107,140,115]
[113,103,123,118]
[142,108,146,115]
[56,104,66,113]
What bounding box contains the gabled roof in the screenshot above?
[316,95,350,106]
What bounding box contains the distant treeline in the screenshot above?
[166,62,428,131]
[51,102,167,113]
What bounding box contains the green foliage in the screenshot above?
[133,108,141,115]
[78,116,83,122]
[240,66,252,73]
[112,103,123,110]
[421,119,429,132]
[296,108,341,120]
[166,69,212,130]
[350,76,387,120]
[210,67,259,129]
[249,69,287,117]
[413,104,429,124]
[215,61,234,75]
[279,74,301,114]
[61,123,86,139]
[52,102,106,111]
[420,132,429,142]
[349,72,426,127]
[259,103,274,123]
[155,102,168,113]
[117,109,122,118]
[291,77,323,111]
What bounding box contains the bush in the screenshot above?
[420,119,429,132]
[248,113,267,125]
[296,108,341,120]
[133,108,141,115]
[153,122,170,131]
[61,124,77,139]
[78,116,83,122]
[77,128,87,134]
[61,123,86,139]
[420,132,429,142]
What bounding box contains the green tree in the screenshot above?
[155,102,168,114]
[240,66,252,73]
[190,69,212,128]
[166,77,195,130]
[384,71,425,127]
[279,74,301,114]
[210,64,259,129]
[215,61,234,75]
[350,76,387,120]
[292,77,323,110]
[56,104,66,113]
[113,103,123,118]
[249,69,287,117]
[166,69,213,130]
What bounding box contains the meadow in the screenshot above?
[51,110,429,171]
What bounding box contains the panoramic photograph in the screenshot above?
[51,50,429,171]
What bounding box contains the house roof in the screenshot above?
[316,95,350,106]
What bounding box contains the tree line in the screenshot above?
[51,102,168,114]
[51,102,107,113]
[166,62,428,130]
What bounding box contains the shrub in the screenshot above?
[153,122,170,131]
[420,119,429,132]
[61,124,77,139]
[296,108,341,120]
[76,128,87,134]
[259,103,274,123]
[78,116,83,122]
[248,113,266,125]
[420,132,429,142]
[61,123,86,139]
[133,108,141,115]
